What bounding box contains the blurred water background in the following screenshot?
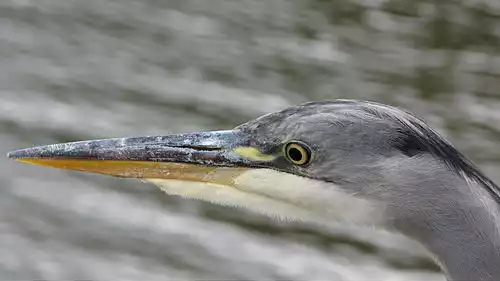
[1,0,499,280]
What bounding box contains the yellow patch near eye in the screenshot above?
[232,147,276,161]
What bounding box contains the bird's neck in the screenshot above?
[425,198,500,281]
[392,174,500,281]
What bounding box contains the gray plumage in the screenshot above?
[236,100,500,281]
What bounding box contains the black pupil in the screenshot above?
[288,147,304,162]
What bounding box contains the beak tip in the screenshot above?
[7,149,30,159]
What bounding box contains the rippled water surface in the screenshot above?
[1,1,500,280]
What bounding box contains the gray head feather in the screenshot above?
[238,99,499,205]
[236,99,500,280]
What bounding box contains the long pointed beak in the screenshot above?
[7,130,269,181]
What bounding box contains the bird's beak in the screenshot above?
[7,130,274,183]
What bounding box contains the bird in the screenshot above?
[7,99,500,281]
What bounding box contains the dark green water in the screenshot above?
[1,1,499,280]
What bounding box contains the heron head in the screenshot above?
[8,100,487,227]
[11,99,500,281]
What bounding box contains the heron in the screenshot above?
[7,99,500,281]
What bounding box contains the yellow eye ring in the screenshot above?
[284,141,311,165]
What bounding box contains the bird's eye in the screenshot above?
[284,141,311,165]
